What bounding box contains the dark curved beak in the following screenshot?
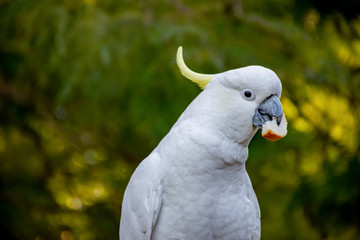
[252,95,283,128]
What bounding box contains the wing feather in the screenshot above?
[120,154,163,240]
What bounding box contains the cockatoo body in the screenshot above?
[120,47,286,240]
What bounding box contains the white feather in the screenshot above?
[120,65,282,240]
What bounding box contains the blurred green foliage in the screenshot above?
[1,0,360,239]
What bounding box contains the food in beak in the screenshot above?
[261,114,287,141]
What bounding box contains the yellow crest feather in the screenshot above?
[176,46,214,89]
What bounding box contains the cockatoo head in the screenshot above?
[176,46,287,144]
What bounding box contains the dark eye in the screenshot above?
[244,91,252,98]
[241,89,256,101]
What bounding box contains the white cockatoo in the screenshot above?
[120,47,287,240]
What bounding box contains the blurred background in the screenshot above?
[1,0,360,239]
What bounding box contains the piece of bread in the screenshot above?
[261,114,287,141]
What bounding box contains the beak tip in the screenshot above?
[276,113,283,126]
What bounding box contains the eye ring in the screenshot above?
[241,89,256,101]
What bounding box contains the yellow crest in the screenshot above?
[176,46,214,89]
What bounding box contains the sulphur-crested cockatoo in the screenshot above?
[120,47,287,240]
